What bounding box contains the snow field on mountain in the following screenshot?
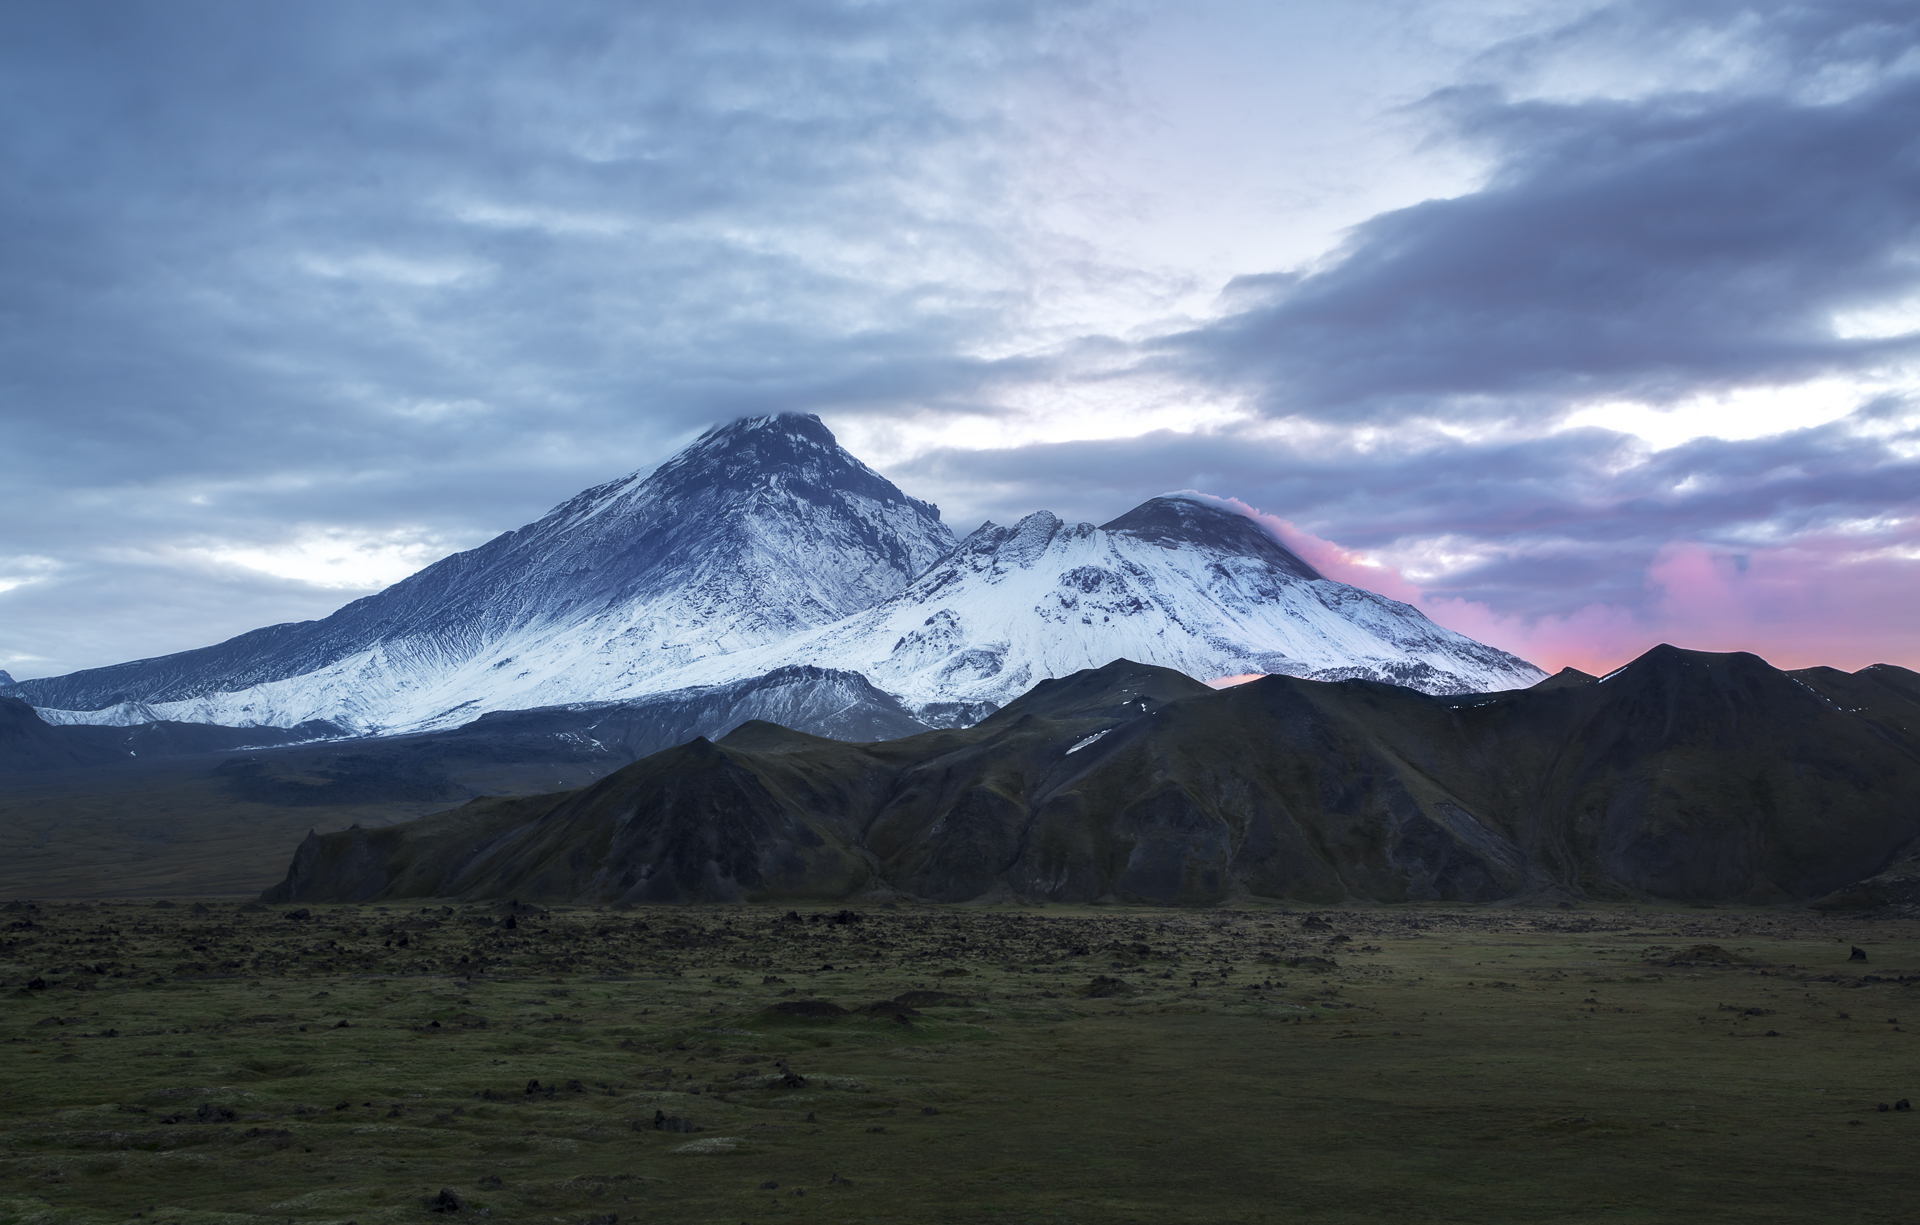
[651,507,1544,718]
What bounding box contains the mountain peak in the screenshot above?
[1530,666,1597,691]
[15,412,957,730]
[710,411,834,442]
[1101,495,1322,581]
[683,413,841,467]
[627,413,932,515]
[986,658,1215,725]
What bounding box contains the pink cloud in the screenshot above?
[1413,542,1920,676]
[1175,490,1920,676]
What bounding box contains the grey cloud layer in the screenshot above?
[0,0,1107,675]
[1169,0,1920,419]
[2,0,1089,474]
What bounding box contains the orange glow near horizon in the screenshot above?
[1204,673,1266,689]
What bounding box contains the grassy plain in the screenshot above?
[1,899,1915,1224]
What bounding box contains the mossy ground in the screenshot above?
[1,899,1915,1223]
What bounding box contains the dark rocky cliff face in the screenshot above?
[265,647,1920,907]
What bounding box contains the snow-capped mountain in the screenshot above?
[649,493,1545,718]
[19,415,955,733]
[19,414,1543,737]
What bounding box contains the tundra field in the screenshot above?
[1,900,1915,1224]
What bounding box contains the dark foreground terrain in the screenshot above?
[2,899,1917,1223]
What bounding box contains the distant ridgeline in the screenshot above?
[266,647,1920,909]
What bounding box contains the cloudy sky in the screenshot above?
[4,0,1918,682]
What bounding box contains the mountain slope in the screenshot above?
[655,494,1544,719]
[267,647,1920,907]
[18,416,955,734]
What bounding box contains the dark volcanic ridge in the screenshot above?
[266,645,1920,909]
